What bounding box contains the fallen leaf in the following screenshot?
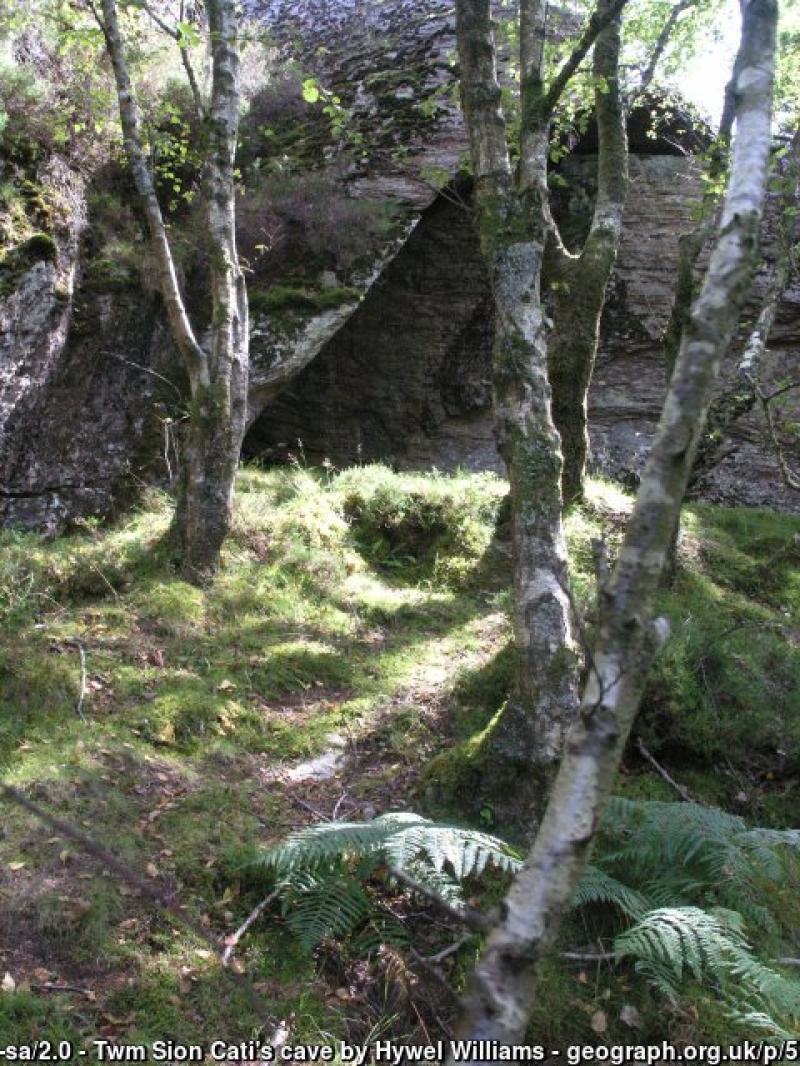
[67,898,92,918]
[145,862,159,878]
[620,1004,643,1030]
[590,1009,607,1035]
[7,861,25,871]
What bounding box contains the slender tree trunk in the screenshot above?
[547,1,628,505]
[484,192,582,828]
[451,0,777,1047]
[171,0,248,583]
[456,0,581,829]
[172,377,247,580]
[100,0,247,584]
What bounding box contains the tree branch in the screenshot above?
[100,0,208,387]
[632,0,695,102]
[542,0,630,118]
[136,0,205,118]
[387,865,491,933]
[454,0,512,196]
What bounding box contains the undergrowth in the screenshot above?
[0,465,798,1047]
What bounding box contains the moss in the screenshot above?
[0,232,57,295]
[248,283,360,317]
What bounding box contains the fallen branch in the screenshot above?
[30,983,97,997]
[636,738,695,804]
[67,640,87,722]
[423,935,471,963]
[561,950,616,963]
[0,782,275,1023]
[388,865,490,933]
[221,889,280,965]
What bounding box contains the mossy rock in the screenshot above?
[0,232,57,296]
[248,283,360,318]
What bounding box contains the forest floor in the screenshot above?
[1,465,799,1054]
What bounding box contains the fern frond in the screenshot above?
[282,876,371,953]
[256,813,520,954]
[615,906,800,1032]
[574,866,650,920]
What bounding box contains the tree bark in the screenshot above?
[451,0,777,1048]
[690,128,799,490]
[547,0,628,504]
[100,0,247,584]
[456,0,581,829]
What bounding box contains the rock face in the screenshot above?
[245,155,701,478]
[246,152,800,513]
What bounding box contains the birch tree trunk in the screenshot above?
[100,0,248,584]
[172,0,249,582]
[456,0,581,828]
[451,0,777,1047]
[455,0,636,827]
[547,1,628,505]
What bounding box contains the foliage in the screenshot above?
[248,283,360,317]
[236,166,400,285]
[261,798,800,1034]
[589,799,800,1034]
[255,813,522,952]
[1,468,799,1044]
[615,907,800,1036]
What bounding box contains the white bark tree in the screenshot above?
[98,0,248,583]
[451,0,778,1045]
[454,0,689,827]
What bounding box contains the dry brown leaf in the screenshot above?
[620,1004,643,1029]
[590,1009,607,1034]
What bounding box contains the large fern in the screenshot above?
[255,813,521,953]
[614,906,800,1033]
[255,799,800,1037]
[596,798,800,943]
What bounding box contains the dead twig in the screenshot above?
[287,792,331,822]
[30,983,96,998]
[636,738,695,804]
[423,935,471,963]
[221,889,280,965]
[388,865,490,933]
[408,947,462,1004]
[560,950,617,963]
[67,640,87,722]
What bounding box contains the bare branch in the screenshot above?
[100,0,208,387]
[632,0,695,102]
[2,784,228,963]
[68,639,87,722]
[135,0,206,117]
[541,0,630,118]
[387,865,491,933]
[221,890,280,965]
[636,738,695,804]
[758,380,800,492]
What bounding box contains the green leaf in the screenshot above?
[302,78,320,104]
